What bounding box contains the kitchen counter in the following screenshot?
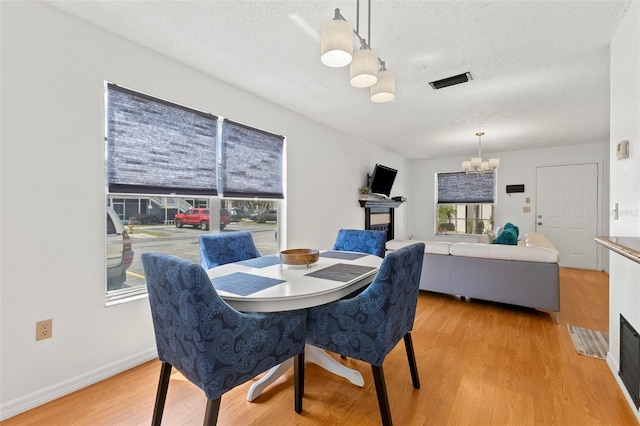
[594,236,640,264]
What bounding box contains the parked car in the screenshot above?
[254,209,278,223]
[174,208,231,230]
[127,213,158,225]
[107,207,134,290]
[229,207,251,221]
[220,209,231,229]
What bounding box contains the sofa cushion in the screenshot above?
[524,233,558,251]
[450,242,559,263]
[386,239,452,255]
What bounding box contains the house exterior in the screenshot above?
[0,1,638,421]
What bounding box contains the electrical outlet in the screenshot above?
[36,319,53,341]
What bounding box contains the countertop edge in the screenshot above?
[595,236,640,265]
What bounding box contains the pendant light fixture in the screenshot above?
[370,61,395,102]
[320,0,395,102]
[320,9,354,68]
[462,132,500,173]
[350,45,378,87]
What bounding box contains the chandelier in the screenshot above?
[320,0,395,103]
[462,132,499,173]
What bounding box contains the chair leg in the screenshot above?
[371,365,393,426]
[294,351,305,413]
[203,397,221,426]
[151,361,172,426]
[403,333,421,389]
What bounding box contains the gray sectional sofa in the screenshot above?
[386,233,560,323]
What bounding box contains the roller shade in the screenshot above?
[220,119,284,199]
[106,83,218,196]
[437,172,495,204]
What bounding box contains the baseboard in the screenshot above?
[607,351,640,424]
[0,348,157,421]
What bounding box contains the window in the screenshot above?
[105,195,280,305]
[105,83,284,304]
[436,172,495,236]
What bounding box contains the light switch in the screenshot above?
[523,206,531,213]
[525,197,531,204]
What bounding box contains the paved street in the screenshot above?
[120,221,277,289]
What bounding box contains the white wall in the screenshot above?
[608,1,640,422]
[407,143,609,254]
[0,2,406,418]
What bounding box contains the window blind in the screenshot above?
[220,119,284,199]
[106,83,218,196]
[437,172,495,204]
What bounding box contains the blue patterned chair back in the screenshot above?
[142,253,306,400]
[306,242,424,366]
[332,229,387,258]
[199,231,261,269]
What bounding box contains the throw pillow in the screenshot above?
[503,222,519,238]
[494,228,518,245]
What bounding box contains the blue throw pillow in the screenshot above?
[503,222,519,238]
[494,227,518,245]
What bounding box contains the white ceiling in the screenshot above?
[46,0,631,160]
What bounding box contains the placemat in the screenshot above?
[211,272,284,296]
[236,255,281,268]
[320,251,367,260]
[305,263,377,282]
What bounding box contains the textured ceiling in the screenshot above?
[46,0,631,160]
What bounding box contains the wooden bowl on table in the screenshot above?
[280,248,320,268]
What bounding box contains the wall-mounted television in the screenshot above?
[368,164,398,197]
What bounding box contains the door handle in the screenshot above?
[537,222,543,226]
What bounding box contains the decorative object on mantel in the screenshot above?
[359,186,371,199]
[462,132,499,173]
[320,0,395,103]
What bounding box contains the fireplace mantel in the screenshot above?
[359,199,405,241]
[595,236,640,264]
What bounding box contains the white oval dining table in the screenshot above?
[206,251,383,401]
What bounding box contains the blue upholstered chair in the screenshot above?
[301,242,425,425]
[332,229,387,258]
[199,231,261,269]
[142,253,307,425]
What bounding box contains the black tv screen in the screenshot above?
[368,164,398,197]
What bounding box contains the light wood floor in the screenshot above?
[3,268,638,425]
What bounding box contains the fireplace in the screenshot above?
[620,314,640,409]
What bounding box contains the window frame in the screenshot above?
[435,171,496,237]
[104,82,286,305]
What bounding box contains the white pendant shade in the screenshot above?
[350,48,378,88]
[489,158,500,169]
[370,70,395,102]
[320,18,353,67]
[320,4,393,103]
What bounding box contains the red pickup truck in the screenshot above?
[174,208,231,231]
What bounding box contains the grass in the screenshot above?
[130,228,172,238]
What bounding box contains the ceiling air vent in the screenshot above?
[429,72,472,90]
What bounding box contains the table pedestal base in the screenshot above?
[247,345,364,401]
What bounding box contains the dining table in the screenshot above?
[205,249,383,401]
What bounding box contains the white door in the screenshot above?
[536,163,599,270]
